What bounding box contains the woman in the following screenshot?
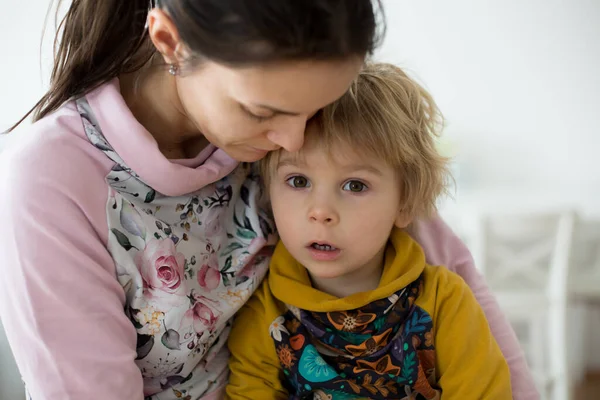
[0,1,536,399]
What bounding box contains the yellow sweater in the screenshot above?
[226,229,512,399]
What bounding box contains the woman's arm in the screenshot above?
[0,129,144,399]
[408,216,539,400]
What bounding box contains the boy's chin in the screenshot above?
[304,265,347,281]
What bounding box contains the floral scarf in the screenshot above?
[269,275,441,400]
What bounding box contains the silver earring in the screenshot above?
[168,64,179,76]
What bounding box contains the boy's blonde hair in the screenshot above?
[261,62,450,218]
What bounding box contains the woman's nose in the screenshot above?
[266,119,306,152]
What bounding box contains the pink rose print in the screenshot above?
[197,253,221,290]
[181,294,222,334]
[135,239,187,303]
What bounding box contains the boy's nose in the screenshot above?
[308,204,339,226]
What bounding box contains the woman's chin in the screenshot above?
[226,147,269,163]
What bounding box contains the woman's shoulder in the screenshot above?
[408,216,473,274]
[0,102,116,235]
[3,102,114,180]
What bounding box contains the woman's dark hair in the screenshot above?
[8,0,384,132]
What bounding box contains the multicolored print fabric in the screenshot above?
[270,276,441,400]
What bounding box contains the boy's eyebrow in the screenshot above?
[276,159,306,169]
[342,164,384,176]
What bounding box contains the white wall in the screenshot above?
[375,0,600,195]
[0,0,59,134]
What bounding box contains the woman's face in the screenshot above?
[175,58,363,162]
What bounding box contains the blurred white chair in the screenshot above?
[568,219,600,387]
[569,219,600,299]
[471,211,576,400]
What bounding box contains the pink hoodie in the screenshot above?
[0,79,538,399]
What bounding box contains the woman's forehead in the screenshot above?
[216,58,363,113]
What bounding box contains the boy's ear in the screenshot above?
[394,210,413,229]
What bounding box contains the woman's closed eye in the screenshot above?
[285,175,311,188]
[239,104,274,122]
[342,180,368,193]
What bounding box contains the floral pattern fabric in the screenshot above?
[76,98,277,399]
[270,276,441,400]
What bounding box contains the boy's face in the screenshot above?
[269,123,411,282]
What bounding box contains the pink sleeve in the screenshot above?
[408,216,539,400]
[0,113,144,399]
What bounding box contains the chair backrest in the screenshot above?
[472,211,576,296]
[570,219,600,275]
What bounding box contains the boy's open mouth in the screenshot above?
[310,242,338,251]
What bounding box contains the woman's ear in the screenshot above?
[147,8,188,65]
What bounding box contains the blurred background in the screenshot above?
[1,0,599,399]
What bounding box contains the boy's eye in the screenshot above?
[343,180,367,192]
[286,176,310,188]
